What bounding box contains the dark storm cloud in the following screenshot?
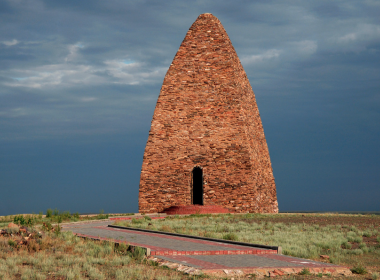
[0,0,379,214]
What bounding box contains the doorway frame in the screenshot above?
[191,166,204,205]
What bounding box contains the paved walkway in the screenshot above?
[62,220,351,277]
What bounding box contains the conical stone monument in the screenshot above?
[139,13,278,214]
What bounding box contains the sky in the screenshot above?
[1,0,379,215]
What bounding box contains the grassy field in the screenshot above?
[1,212,379,279]
[0,209,134,229]
[0,226,204,280]
[116,213,380,279]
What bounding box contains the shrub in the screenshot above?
[60,211,71,220]
[131,218,143,224]
[350,226,358,232]
[347,233,363,243]
[299,268,311,275]
[43,221,52,231]
[351,264,367,274]
[159,225,173,232]
[55,224,61,236]
[347,249,364,255]
[144,216,152,221]
[204,232,216,238]
[341,241,352,249]
[97,209,109,219]
[363,231,372,237]
[46,209,52,218]
[222,233,238,241]
[53,208,59,216]
[115,243,128,255]
[26,217,34,226]
[354,236,363,243]
[130,246,145,262]
[8,240,16,247]
[13,215,26,225]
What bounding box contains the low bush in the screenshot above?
[363,230,372,237]
[131,218,144,224]
[351,264,367,274]
[46,209,52,218]
[130,246,146,262]
[13,215,26,225]
[222,233,238,241]
[299,268,311,275]
[96,209,109,220]
[347,249,364,255]
[341,241,352,249]
[7,240,16,247]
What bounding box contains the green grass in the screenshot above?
[222,232,238,241]
[117,213,380,263]
[2,212,379,279]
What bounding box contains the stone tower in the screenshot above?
[139,13,278,214]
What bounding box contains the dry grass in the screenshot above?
[0,211,135,229]
[0,227,207,280]
[120,213,380,279]
[2,213,379,279]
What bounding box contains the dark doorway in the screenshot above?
[192,167,203,205]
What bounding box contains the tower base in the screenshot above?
[160,205,230,215]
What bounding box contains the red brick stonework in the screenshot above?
[139,13,278,214]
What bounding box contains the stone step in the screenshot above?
[161,205,230,215]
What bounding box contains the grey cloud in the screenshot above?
[1,0,378,142]
[1,0,380,214]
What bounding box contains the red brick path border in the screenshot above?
[109,217,165,221]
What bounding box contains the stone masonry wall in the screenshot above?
[138,13,278,213]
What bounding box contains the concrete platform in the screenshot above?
[62,220,351,277]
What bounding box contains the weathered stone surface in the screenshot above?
[139,13,278,214]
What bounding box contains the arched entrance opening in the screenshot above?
[192,167,203,205]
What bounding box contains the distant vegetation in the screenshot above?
[0,209,133,228]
